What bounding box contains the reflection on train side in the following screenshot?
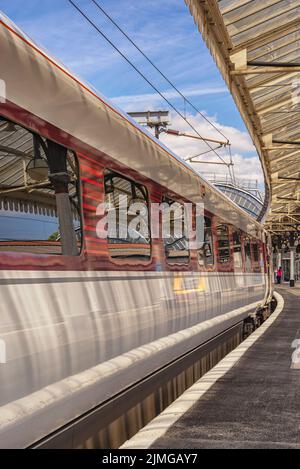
[173,274,206,295]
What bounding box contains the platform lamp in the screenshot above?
[26,134,49,182]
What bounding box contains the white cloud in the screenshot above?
[124,109,264,186]
[162,113,263,185]
[161,112,257,155]
[111,85,227,109]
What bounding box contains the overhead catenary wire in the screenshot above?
[89,0,230,145]
[68,0,231,168]
[92,0,237,180]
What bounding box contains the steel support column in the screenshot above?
[290,248,295,287]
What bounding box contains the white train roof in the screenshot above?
[0,13,263,238]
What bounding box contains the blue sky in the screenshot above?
[0,0,263,184]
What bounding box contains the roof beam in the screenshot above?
[230,62,300,75]
[0,144,32,159]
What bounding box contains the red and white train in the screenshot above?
[0,14,272,447]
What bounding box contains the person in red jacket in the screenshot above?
[276,266,283,284]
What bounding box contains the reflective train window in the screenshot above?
[104,171,151,259]
[233,230,243,269]
[252,242,261,272]
[216,224,231,264]
[0,117,81,255]
[163,197,189,264]
[198,216,214,267]
[244,236,252,272]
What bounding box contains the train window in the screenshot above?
[233,230,243,269]
[0,117,81,256]
[244,236,252,272]
[104,171,151,259]
[252,241,262,273]
[216,224,231,264]
[198,216,214,267]
[163,197,189,264]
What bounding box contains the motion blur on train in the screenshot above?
[0,14,273,448]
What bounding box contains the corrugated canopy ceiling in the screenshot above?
[186,0,300,232]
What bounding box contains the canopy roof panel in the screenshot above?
[186,0,300,231]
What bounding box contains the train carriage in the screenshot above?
[0,13,272,448]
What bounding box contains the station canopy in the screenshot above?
[186,0,300,232]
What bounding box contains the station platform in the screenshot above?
[122,286,300,449]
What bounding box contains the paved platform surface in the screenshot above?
[124,285,300,449]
